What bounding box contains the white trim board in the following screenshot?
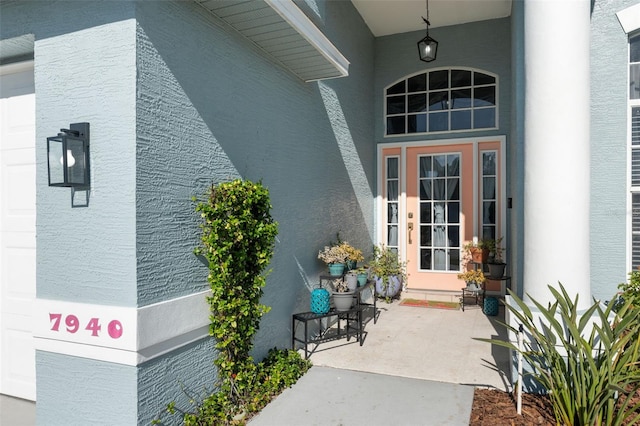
[33,290,211,366]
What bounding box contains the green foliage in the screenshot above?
[618,270,640,307]
[480,284,640,426]
[182,348,311,426]
[194,179,278,378]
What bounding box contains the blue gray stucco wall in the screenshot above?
[2,0,375,424]
[589,0,634,302]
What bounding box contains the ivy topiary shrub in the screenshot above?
[159,179,310,425]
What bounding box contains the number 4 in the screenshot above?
[85,318,101,337]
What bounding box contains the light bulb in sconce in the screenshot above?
[59,149,76,168]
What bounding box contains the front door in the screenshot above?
[380,139,504,292]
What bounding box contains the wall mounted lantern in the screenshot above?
[417,0,438,62]
[47,122,90,189]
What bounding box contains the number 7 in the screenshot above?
[49,313,62,331]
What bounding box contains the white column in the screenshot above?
[523,0,591,309]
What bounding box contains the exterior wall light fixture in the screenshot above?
[417,0,438,62]
[47,122,90,206]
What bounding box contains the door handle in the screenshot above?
[408,222,414,244]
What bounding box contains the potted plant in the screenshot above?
[318,244,349,276]
[484,237,506,278]
[354,266,369,286]
[462,239,490,264]
[369,244,407,301]
[457,269,486,287]
[330,279,355,311]
[340,241,364,271]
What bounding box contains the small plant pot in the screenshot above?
[328,263,346,276]
[357,272,368,286]
[471,248,489,263]
[332,291,355,311]
[345,273,358,291]
[488,262,506,279]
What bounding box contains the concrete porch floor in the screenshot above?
[303,298,512,391]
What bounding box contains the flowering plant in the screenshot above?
[457,269,486,284]
[317,245,348,264]
[339,242,364,262]
[331,278,351,293]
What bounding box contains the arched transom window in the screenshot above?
[385,68,497,135]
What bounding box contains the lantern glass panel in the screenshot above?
[66,137,87,185]
[47,136,65,186]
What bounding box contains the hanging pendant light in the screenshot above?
[417,0,438,62]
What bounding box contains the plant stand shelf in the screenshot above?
[292,279,376,359]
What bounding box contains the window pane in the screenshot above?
[420,202,432,222]
[387,116,405,134]
[633,193,640,232]
[451,89,472,109]
[631,63,640,100]
[387,157,398,178]
[388,203,398,223]
[451,70,471,87]
[474,86,496,106]
[420,180,432,200]
[420,226,432,246]
[433,155,446,177]
[429,69,449,90]
[449,248,460,271]
[408,94,427,112]
[387,95,406,114]
[448,178,460,200]
[448,202,460,223]
[631,34,640,63]
[429,112,448,131]
[387,181,398,201]
[408,73,427,92]
[408,114,427,133]
[387,225,398,246]
[474,108,496,128]
[447,155,460,176]
[420,156,431,178]
[451,110,471,130]
[474,72,495,85]
[429,91,449,111]
[420,249,432,270]
[483,177,496,199]
[483,201,496,224]
[483,152,496,174]
[482,226,496,240]
[387,81,405,95]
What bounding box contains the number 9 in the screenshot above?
[65,315,79,333]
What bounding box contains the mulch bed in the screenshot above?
[470,387,640,426]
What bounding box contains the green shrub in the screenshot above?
[481,284,640,425]
[618,270,640,308]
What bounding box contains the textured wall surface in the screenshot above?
[589,0,634,301]
[374,18,512,144]
[138,338,217,425]
[36,351,137,425]
[134,0,375,362]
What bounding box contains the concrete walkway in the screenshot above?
[250,299,511,425]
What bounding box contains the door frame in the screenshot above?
[376,136,507,290]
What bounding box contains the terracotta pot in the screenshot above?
[471,248,489,263]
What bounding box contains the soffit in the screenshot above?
[194,0,349,82]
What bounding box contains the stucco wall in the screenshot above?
[590,0,634,302]
[133,0,375,359]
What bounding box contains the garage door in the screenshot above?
[0,62,36,401]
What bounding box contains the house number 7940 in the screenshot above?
[49,313,123,339]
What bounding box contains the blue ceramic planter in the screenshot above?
[328,263,346,276]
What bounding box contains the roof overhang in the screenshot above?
[194,0,349,82]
